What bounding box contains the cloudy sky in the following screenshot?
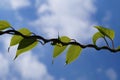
[0,0,120,80]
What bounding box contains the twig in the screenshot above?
[0,29,120,53]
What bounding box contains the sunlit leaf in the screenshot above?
[53,36,71,58]
[92,32,104,45]
[0,20,11,30]
[95,26,115,40]
[14,37,38,59]
[66,45,82,64]
[10,28,31,46]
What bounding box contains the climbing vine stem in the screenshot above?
[0,29,119,53]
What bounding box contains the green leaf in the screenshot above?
[92,32,104,45]
[14,37,38,59]
[53,36,71,58]
[117,46,120,49]
[10,28,31,46]
[66,45,82,64]
[0,20,11,30]
[95,26,115,40]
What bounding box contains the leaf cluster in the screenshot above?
[0,20,38,59]
[0,20,119,65]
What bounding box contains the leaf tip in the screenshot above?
[64,61,68,67]
[8,47,10,53]
[14,55,17,60]
[65,60,68,65]
[94,26,98,28]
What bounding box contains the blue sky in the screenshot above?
[0,0,120,80]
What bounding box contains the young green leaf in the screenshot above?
[66,45,82,64]
[53,36,71,58]
[10,28,31,46]
[92,32,104,45]
[95,26,115,40]
[14,37,38,59]
[0,20,11,30]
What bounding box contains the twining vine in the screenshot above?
[0,20,120,64]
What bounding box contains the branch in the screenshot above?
[0,29,120,53]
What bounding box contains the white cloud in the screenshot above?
[15,53,54,80]
[10,0,31,10]
[102,11,111,23]
[0,52,54,80]
[0,36,54,80]
[31,0,97,42]
[105,68,117,80]
[0,53,9,79]
[0,0,31,10]
[38,4,50,13]
[0,0,11,9]
[97,68,118,80]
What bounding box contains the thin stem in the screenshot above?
[10,26,15,30]
[111,40,114,49]
[103,37,110,47]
